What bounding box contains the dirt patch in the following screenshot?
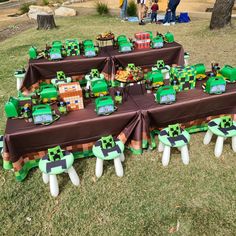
[0,20,36,42]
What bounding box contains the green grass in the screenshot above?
[1,15,236,235]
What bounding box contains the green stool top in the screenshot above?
[92,138,125,160]
[158,128,190,148]
[208,118,236,138]
[39,150,74,175]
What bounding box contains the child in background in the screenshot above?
[151,0,159,23]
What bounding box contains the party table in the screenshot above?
[21,43,184,92]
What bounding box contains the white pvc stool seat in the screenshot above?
[93,138,125,178]
[203,118,236,158]
[158,127,190,166]
[39,151,80,197]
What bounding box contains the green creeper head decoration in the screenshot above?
[91,69,100,78]
[101,135,115,149]
[48,146,64,161]
[157,60,165,69]
[127,63,136,71]
[168,124,181,137]
[57,71,66,81]
[220,116,233,129]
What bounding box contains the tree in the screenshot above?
[210,0,235,30]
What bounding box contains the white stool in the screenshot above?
[158,126,190,166]
[203,117,236,158]
[39,150,80,197]
[93,137,125,178]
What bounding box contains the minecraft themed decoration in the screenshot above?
[85,69,105,90]
[205,76,226,94]
[65,39,80,56]
[96,31,115,40]
[32,104,53,125]
[51,71,71,86]
[151,35,164,49]
[29,46,38,59]
[57,101,67,115]
[204,117,236,158]
[92,137,125,178]
[101,135,115,149]
[116,35,133,53]
[168,124,181,137]
[164,32,174,43]
[220,65,236,83]
[169,66,197,92]
[211,62,220,76]
[39,146,79,197]
[95,96,115,115]
[52,41,63,50]
[91,79,108,97]
[83,39,98,57]
[39,83,58,103]
[21,103,32,119]
[114,91,123,104]
[5,97,20,118]
[134,32,151,49]
[194,63,207,80]
[49,48,62,60]
[158,124,190,166]
[156,86,176,104]
[59,82,84,111]
[144,69,164,88]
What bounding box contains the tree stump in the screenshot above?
[37,14,57,30]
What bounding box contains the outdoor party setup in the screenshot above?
[2,30,236,196]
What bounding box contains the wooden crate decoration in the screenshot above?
[169,66,197,92]
[58,82,84,111]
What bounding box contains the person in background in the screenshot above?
[163,0,181,26]
[120,0,128,21]
[137,0,146,25]
[150,0,159,23]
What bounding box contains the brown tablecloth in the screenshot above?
[22,42,184,92]
[3,80,236,181]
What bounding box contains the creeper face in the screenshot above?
[168,124,181,137]
[157,60,165,69]
[91,69,100,78]
[128,64,136,70]
[101,135,115,149]
[57,71,66,80]
[48,146,64,161]
[220,116,233,128]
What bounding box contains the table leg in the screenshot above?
[214,136,224,158]
[114,157,124,177]
[96,158,104,178]
[42,172,49,184]
[67,166,80,186]
[180,145,190,165]
[49,175,59,197]
[232,136,236,152]
[203,130,213,145]
[119,153,125,162]
[162,145,171,166]
[158,141,164,152]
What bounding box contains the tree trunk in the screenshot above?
[37,14,57,30]
[210,0,235,30]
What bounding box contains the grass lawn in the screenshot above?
[0,15,236,235]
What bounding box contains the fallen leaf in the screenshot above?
[26,217,31,222]
[168,221,180,233]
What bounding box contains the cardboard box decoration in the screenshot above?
[134,32,150,49]
[169,66,197,92]
[59,82,84,111]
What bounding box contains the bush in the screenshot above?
[127,0,137,17]
[20,3,31,14]
[42,0,49,5]
[96,1,109,15]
